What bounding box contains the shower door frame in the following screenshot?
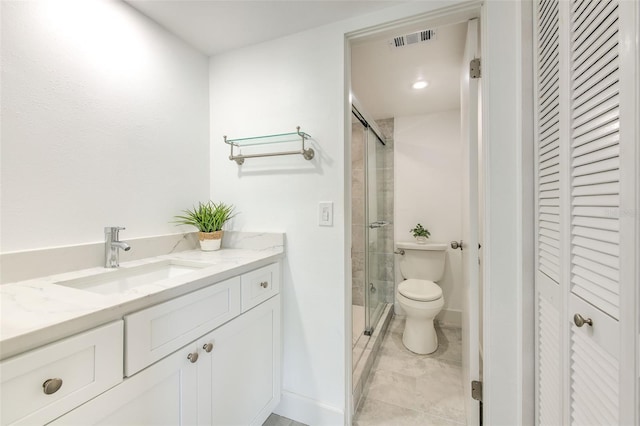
[352,105,389,336]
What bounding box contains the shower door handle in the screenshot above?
[369,221,390,229]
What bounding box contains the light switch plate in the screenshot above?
[319,202,333,226]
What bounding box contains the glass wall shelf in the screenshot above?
[223,126,314,165]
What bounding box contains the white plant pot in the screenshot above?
[416,236,428,244]
[199,231,223,251]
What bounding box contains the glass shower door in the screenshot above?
[351,116,367,347]
[364,127,387,334]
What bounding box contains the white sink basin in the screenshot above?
[55,259,211,295]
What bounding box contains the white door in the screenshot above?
[534,0,638,424]
[460,17,481,426]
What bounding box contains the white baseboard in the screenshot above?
[437,308,462,327]
[274,390,344,426]
[396,308,463,328]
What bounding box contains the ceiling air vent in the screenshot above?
[389,29,437,49]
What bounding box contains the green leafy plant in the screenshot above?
[410,223,431,238]
[173,201,237,233]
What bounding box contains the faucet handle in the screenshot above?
[104,226,126,234]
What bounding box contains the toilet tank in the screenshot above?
[396,242,447,282]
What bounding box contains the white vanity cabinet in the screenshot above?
[197,295,281,426]
[48,262,282,426]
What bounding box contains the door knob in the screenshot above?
[203,343,213,353]
[451,240,463,250]
[573,313,593,327]
[187,352,199,363]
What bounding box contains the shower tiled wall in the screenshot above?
[352,122,366,306]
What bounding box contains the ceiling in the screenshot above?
[125,0,402,56]
[125,1,466,120]
[351,21,467,120]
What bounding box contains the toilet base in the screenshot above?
[402,317,438,354]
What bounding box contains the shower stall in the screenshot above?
[351,105,395,362]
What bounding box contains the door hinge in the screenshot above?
[471,380,483,401]
[470,58,481,78]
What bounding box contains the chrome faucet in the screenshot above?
[105,226,131,268]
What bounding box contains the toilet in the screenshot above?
[395,241,447,354]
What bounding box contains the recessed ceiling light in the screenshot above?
[412,81,429,90]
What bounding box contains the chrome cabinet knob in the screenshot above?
[260,281,269,289]
[573,313,593,327]
[187,352,199,363]
[203,343,214,353]
[43,378,63,395]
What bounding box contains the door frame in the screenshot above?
[344,1,536,424]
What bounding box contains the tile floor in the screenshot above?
[262,413,307,426]
[353,316,466,426]
[263,317,464,426]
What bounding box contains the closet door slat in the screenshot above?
[570,326,619,425]
[535,2,563,424]
[570,0,621,319]
[538,294,562,425]
[536,0,561,284]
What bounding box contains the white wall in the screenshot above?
[394,111,463,325]
[0,0,210,253]
[209,26,348,424]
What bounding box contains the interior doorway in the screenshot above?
[348,9,483,425]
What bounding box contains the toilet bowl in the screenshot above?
[395,242,447,355]
[397,279,444,354]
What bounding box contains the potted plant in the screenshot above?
[173,201,237,251]
[410,223,430,244]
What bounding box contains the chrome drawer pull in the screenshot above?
[573,313,593,327]
[260,281,269,289]
[203,343,214,353]
[187,352,199,363]
[43,378,63,395]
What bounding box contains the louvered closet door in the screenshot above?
[568,0,623,424]
[534,0,638,425]
[534,0,563,424]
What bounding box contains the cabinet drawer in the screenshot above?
[241,263,280,312]
[124,277,240,376]
[0,321,123,426]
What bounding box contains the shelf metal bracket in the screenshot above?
[224,126,315,165]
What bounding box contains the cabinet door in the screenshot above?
[198,295,281,426]
[49,343,199,426]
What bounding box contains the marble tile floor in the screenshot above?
[354,316,466,426]
[262,413,307,426]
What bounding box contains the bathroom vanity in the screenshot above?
[0,234,283,426]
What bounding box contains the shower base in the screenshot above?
[352,303,393,412]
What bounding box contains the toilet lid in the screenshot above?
[398,279,442,302]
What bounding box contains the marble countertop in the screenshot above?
[0,232,284,360]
